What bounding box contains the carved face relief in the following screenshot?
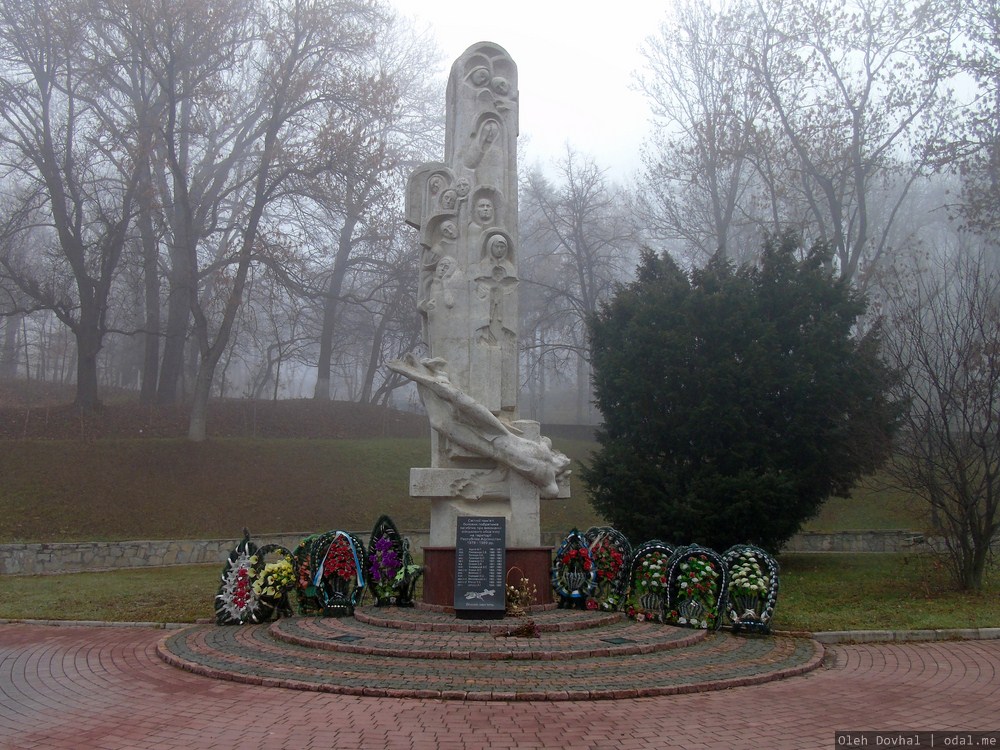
[440,189,457,209]
[436,255,456,279]
[491,77,510,96]
[429,175,444,195]
[475,198,494,224]
[488,234,509,261]
[440,221,458,240]
[456,178,471,197]
[470,66,490,87]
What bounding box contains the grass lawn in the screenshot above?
[0,438,602,542]
[1,553,996,631]
[1,420,984,633]
[774,553,1000,631]
[802,478,926,532]
[0,565,220,623]
[1,433,929,543]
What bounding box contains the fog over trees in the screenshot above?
[519,148,638,424]
[0,0,439,438]
[0,0,996,451]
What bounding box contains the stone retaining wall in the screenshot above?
[1,530,938,576]
[0,530,570,576]
[781,530,937,553]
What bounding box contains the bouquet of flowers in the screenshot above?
[368,535,402,600]
[729,552,769,599]
[505,568,537,617]
[250,557,295,599]
[228,564,253,612]
[323,537,357,581]
[628,550,671,621]
[634,551,669,597]
[592,540,625,582]
[552,533,596,606]
[670,554,720,629]
[588,538,627,611]
[726,549,773,629]
[214,536,264,625]
[560,546,593,572]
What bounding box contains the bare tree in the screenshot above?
[0,0,146,409]
[943,0,1000,236]
[307,127,403,402]
[743,0,956,287]
[636,0,770,265]
[310,20,441,400]
[881,239,1000,590]
[129,0,258,407]
[639,0,959,280]
[100,0,392,438]
[87,0,177,403]
[239,251,314,401]
[520,148,637,423]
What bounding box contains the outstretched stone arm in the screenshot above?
[387,354,571,496]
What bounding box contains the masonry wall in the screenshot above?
[0,530,937,576]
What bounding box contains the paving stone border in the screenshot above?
[812,627,1000,643]
[5,617,999,644]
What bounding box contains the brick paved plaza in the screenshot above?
[1,619,998,749]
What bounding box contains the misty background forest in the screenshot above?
[0,0,997,439]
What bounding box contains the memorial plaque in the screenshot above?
[454,516,506,619]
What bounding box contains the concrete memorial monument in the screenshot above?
[389,42,570,607]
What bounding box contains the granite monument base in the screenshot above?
[422,546,553,609]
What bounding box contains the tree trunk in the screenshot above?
[138,154,161,405]
[313,272,341,401]
[140,278,161,404]
[961,542,989,591]
[1,313,22,378]
[157,89,196,407]
[187,359,215,441]
[575,351,588,424]
[252,343,280,400]
[73,322,103,411]
[540,352,547,423]
[156,247,193,405]
[313,212,360,400]
[359,314,389,403]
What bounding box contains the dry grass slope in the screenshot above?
[0,378,604,542]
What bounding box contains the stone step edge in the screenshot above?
[355,608,623,633]
[154,633,825,702]
[268,620,706,661]
[414,601,560,615]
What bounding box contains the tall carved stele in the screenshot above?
[390,42,570,607]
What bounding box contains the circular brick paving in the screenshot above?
[4,624,1000,748]
[156,606,823,700]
